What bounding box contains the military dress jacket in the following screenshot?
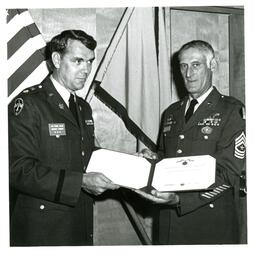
[9,76,95,246]
[155,87,246,244]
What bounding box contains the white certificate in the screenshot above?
[152,155,216,191]
[86,149,215,191]
[86,149,151,189]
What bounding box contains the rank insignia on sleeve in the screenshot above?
[234,131,246,159]
[14,98,24,116]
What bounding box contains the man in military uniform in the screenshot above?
[9,30,119,246]
[135,40,246,244]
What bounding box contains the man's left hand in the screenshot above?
[132,189,179,205]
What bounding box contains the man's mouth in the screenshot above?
[76,77,87,81]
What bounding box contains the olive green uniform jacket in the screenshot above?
[9,76,95,246]
[155,87,246,244]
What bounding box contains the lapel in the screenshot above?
[171,97,188,131]
[42,76,79,127]
[75,96,94,146]
[183,87,221,132]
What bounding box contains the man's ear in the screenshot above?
[51,52,61,69]
[210,58,217,72]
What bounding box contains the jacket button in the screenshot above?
[176,149,182,154]
[204,135,209,140]
[209,203,214,208]
[40,204,45,210]
[179,134,185,140]
[82,151,85,156]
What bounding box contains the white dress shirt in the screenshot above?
[50,75,76,106]
[185,86,214,114]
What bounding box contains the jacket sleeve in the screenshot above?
[178,103,246,215]
[9,96,83,207]
[157,111,167,159]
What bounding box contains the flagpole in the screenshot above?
[120,190,152,245]
[85,7,135,102]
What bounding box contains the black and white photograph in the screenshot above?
[1,0,253,254]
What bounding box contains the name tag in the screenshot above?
[48,123,66,136]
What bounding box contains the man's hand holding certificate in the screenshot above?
[133,189,180,205]
[86,149,216,194]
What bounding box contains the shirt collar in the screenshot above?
[186,86,214,113]
[193,86,214,105]
[50,75,74,106]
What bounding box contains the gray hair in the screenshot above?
[178,40,215,67]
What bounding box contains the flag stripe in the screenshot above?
[7,8,48,100]
[7,10,35,41]
[8,47,46,96]
[94,82,157,151]
[8,61,48,103]
[8,35,46,78]
[6,9,27,23]
[8,23,41,59]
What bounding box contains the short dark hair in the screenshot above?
[46,29,97,71]
[178,40,215,65]
[49,29,97,53]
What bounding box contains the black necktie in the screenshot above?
[185,99,198,123]
[69,93,79,124]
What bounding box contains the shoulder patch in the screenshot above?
[14,98,24,116]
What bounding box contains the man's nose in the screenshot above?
[80,62,89,74]
[186,66,193,77]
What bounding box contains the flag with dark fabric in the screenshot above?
[87,7,176,152]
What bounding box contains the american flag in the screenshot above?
[7,9,48,102]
